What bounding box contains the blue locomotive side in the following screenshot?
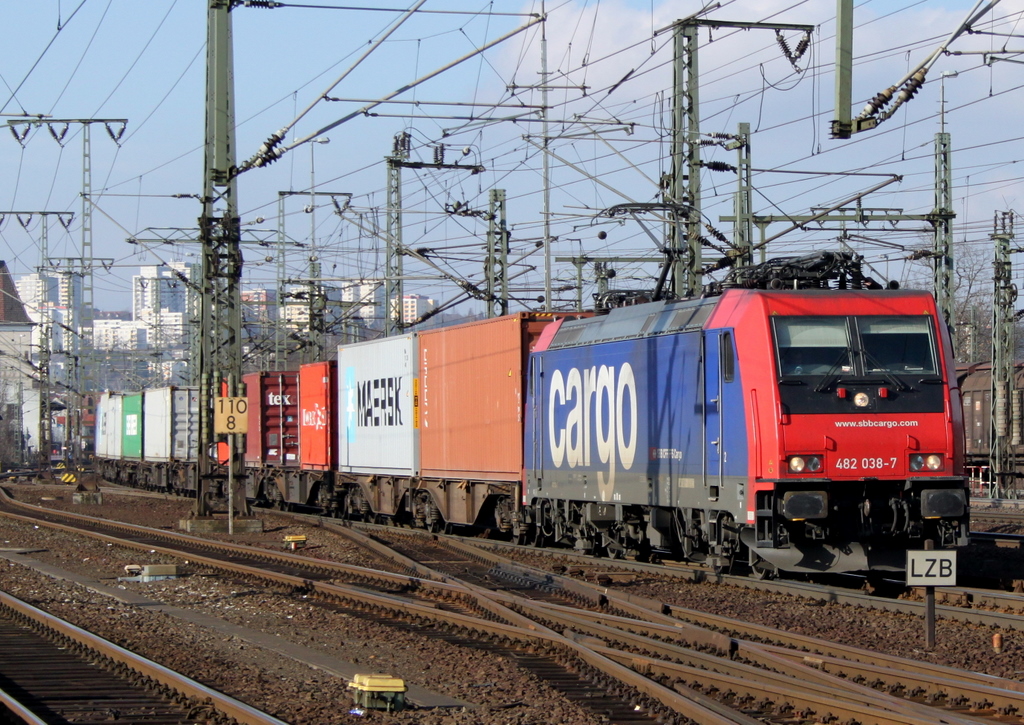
[525,313,749,547]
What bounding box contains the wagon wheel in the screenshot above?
[751,558,778,580]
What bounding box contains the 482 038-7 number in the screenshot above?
[834,457,897,470]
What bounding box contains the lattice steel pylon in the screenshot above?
[486,189,509,318]
[990,212,1016,498]
[933,131,955,338]
[196,0,246,516]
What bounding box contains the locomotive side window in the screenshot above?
[720,331,735,382]
[774,317,851,376]
[856,317,937,375]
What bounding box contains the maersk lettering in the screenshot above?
[547,362,638,489]
[357,377,404,427]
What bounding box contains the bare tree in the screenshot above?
[906,237,993,364]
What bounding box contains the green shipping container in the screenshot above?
[122,393,144,460]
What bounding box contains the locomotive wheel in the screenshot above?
[752,560,777,580]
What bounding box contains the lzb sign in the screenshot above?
[215,397,249,434]
[905,550,957,586]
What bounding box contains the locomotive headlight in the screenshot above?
[853,392,870,408]
[788,455,821,473]
[910,454,945,472]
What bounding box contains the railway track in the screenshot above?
[59,483,1024,628]
[973,509,1024,527]
[10,487,1024,723]
[0,587,286,725]
[333,520,1024,724]
[335,514,1024,631]
[0,488,716,724]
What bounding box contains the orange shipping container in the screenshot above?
[418,313,563,482]
[299,361,336,471]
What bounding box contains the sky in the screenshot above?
[1,0,1023,316]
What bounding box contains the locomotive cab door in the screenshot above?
[703,330,734,502]
[529,355,544,495]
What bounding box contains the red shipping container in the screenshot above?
[418,313,561,482]
[298,361,337,471]
[244,371,300,467]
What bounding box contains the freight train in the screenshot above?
[93,254,970,576]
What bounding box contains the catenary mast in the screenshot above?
[196,0,246,516]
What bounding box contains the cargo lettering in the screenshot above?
[301,403,328,431]
[357,377,404,427]
[548,363,637,496]
[268,393,292,406]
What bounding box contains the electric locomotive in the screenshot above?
[523,283,968,575]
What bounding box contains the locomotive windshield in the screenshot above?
[857,317,937,375]
[774,315,938,379]
[775,317,851,376]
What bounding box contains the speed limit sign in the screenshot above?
[215,397,249,434]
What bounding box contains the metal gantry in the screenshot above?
[555,255,656,311]
[385,133,409,336]
[664,16,813,297]
[0,210,74,473]
[385,133,484,335]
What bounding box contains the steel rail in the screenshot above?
[0,488,470,594]
[521,601,953,724]
[0,589,288,725]
[0,686,48,725]
[591,643,960,725]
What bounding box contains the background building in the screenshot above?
[0,261,39,467]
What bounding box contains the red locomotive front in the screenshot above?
[712,288,968,573]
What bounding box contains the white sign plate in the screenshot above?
[905,550,957,587]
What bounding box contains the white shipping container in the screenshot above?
[143,387,200,462]
[97,393,124,460]
[337,334,418,475]
[94,392,109,458]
